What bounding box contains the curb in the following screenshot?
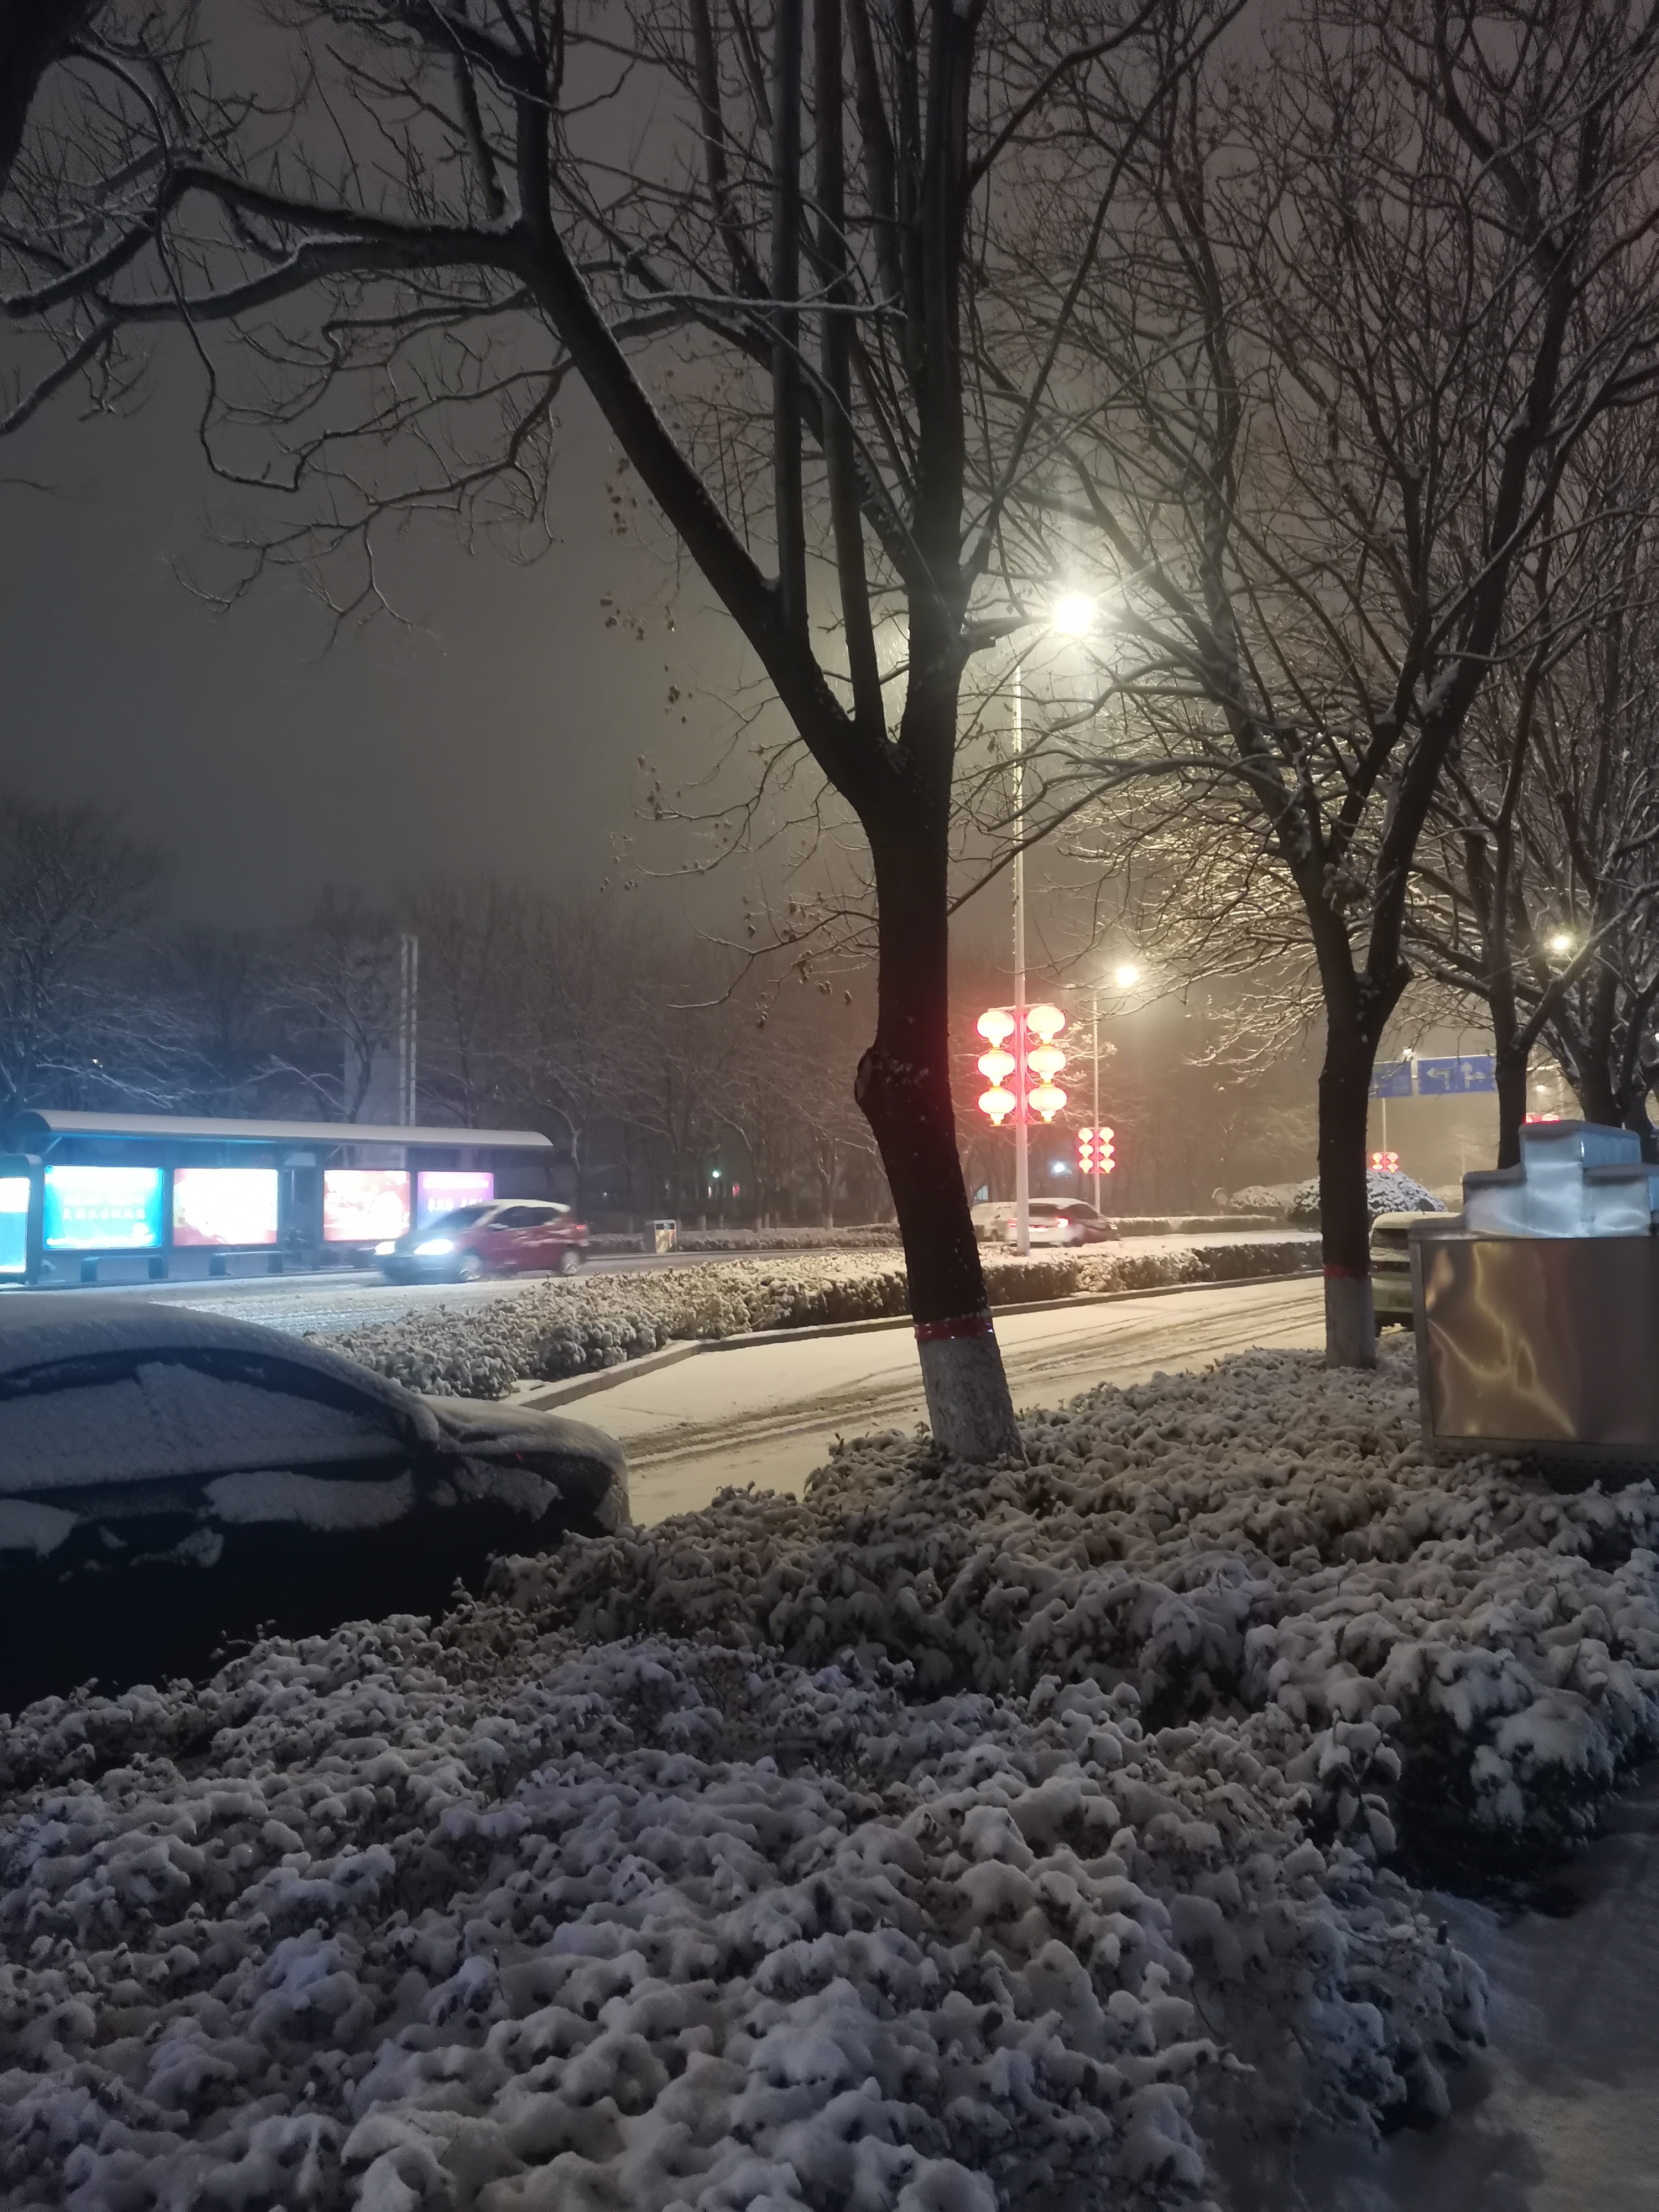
[513,1261,1322,1411]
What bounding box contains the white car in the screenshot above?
[1369,1210,1443,1327]
[976,1197,1120,1247]
[0,1296,628,1704]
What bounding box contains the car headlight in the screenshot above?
[414,1237,456,1256]
[374,1240,397,1256]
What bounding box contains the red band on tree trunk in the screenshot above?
[914,1311,996,1343]
[1323,1263,1371,1279]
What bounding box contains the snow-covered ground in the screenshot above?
[7,1342,1659,2209]
[1226,1770,1659,2211]
[546,1276,1325,1522]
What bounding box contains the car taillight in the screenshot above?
[1055,1218,1068,1229]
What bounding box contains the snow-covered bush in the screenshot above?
[591,1225,902,1254]
[498,1345,1659,1883]
[1286,1169,1446,1227]
[0,1592,1482,2209]
[1227,1183,1298,1216]
[327,1241,1318,1398]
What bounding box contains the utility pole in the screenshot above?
[1092,985,1102,1213]
[1012,665,1030,1256]
[398,933,419,1126]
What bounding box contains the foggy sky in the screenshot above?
[0,351,770,928]
[0,341,1034,982]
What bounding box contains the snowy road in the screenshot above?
[520,1274,1327,1522]
[0,1228,1302,1337]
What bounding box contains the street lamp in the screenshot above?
[1114,962,1139,988]
[1549,931,1574,957]
[1004,598,1097,1252]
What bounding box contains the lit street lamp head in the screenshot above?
[1051,593,1095,637]
[1549,932,1574,957]
[1114,963,1139,988]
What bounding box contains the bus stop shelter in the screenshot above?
[0,1111,556,1284]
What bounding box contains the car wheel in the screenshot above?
[457,1251,486,1284]
[555,1246,581,1276]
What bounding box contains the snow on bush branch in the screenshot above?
[323,1243,1316,1399]
[0,1605,1477,2208]
[499,1344,1659,1878]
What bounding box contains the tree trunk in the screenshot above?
[1494,1045,1528,1169]
[1318,1016,1378,1368]
[857,831,1022,1461]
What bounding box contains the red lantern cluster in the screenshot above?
[976,1005,1068,1125]
[1078,1126,1115,1175]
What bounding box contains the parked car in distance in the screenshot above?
[976,1197,1121,1247]
[378,1200,587,1283]
[1369,1209,1444,1327]
[0,1296,627,1704]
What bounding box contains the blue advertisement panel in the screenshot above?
[0,1177,28,1274]
[44,1165,165,1251]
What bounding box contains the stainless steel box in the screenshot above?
[1411,1223,1659,1480]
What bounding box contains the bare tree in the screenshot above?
[0,0,1229,1455]
[1016,0,1659,1360]
[153,924,281,1115]
[403,878,527,1127]
[0,788,160,1113]
[1410,468,1659,1156]
[267,890,399,1121]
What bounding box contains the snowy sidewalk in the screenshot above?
[1225,1769,1659,2211]
[530,1274,1326,1520]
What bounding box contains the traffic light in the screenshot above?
[1077,1126,1097,1173]
[1369,1149,1400,1172]
[1098,1126,1115,1175]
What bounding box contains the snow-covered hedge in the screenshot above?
[1287,1168,1447,1227]
[499,1346,1659,1884]
[326,1241,1318,1398]
[589,1225,902,1254]
[1227,1182,1299,1215]
[0,1363,1495,2212]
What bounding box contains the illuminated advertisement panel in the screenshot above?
[44,1164,164,1251]
[173,1167,280,1248]
[417,1170,494,1229]
[323,1168,410,1244]
[0,1177,29,1274]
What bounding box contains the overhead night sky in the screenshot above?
[0,344,759,926]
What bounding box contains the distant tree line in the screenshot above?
[0,789,889,1225]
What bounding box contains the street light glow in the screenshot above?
[1549,931,1574,956]
[1051,592,1095,637]
[1114,963,1140,987]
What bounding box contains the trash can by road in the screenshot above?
[1413,1121,1659,1485]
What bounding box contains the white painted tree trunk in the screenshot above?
[917,1328,1025,1459]
[1324,1272,1378,1369]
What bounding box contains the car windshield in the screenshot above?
[421,1206,493,1233]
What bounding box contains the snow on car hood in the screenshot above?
[0,1295,440,1494]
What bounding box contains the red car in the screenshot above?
[377,1200,587,1282]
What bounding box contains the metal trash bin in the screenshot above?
[1412,1220,1659,1484]
[649,1218,678,1254]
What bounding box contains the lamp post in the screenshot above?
[1001,593,1095,1253]
[1012,665,1030,1252]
